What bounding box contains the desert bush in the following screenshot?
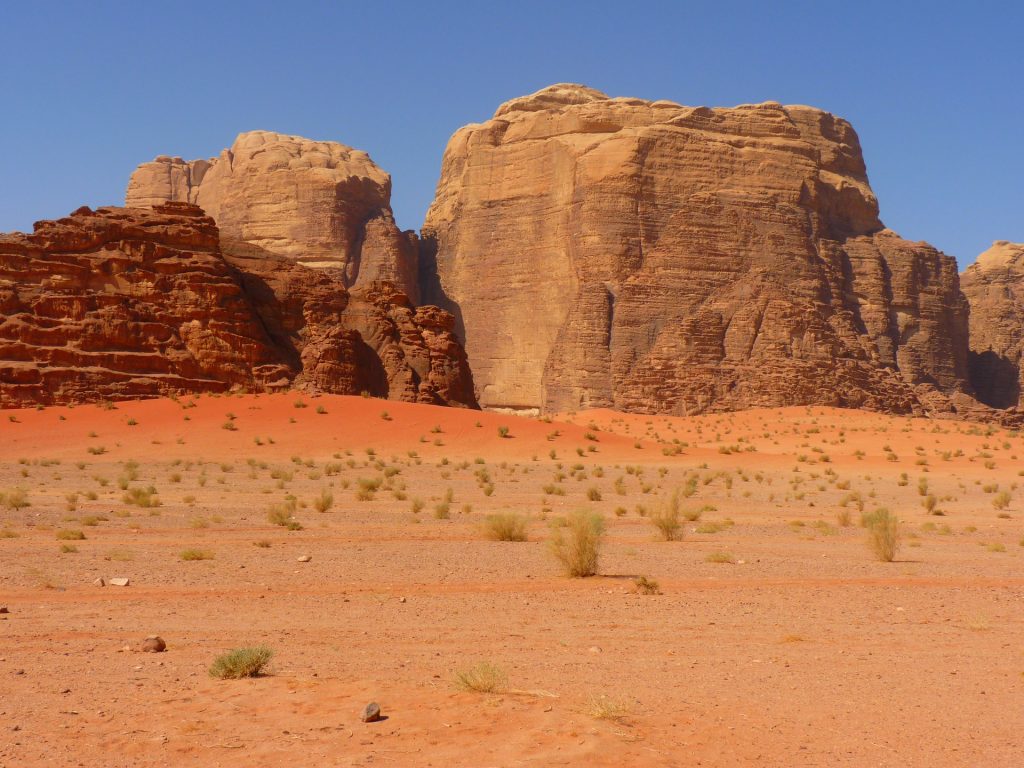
[633,576,661,595]
[208,646,274,679]
[312,489,334,513]
[585,694,631,722]
[993,490,1011,510]
[56,529,85,540]
[650,490,683,541]
[483,512,527,541]
[586,487,602,501]
[549,510,604,577]
[123,485,160,508]
[453,661,506,693]
[180,548,214,561]
[267,499,301,529]
[1,487,30,510]
[705,551,736,564]
[865,507,900,562]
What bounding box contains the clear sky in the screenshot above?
[1,0,1020,268]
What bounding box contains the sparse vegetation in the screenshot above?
[180,548,214,561]
[650,489,683,541]
[865,508,900,562]
[549,510,604,577]
[483,512,528,541]
[208,646,274,679]
[453,661,506,693]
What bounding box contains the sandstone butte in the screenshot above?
[126,130,421,303]
[0,203,475,408]
[421,83,978,418]
[961,241,1024,409]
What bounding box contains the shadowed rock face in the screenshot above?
[127,131,421,303]
[0,204,475,408]
[961,241,1024,408]
[422,83,971,415]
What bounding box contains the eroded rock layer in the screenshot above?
[0,205,475,408]
[423,83,971,415]
[961,241,1024,408]
[127,131,421,302]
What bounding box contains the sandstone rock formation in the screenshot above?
[0,204,475,408]
[423,83,971,415]
[127,131,421,303]
[961,241,1024,408]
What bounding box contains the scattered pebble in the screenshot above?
[109,577,130,587]
[361,702,382,723]
[297,555,312,563]
[92,577,105,587]
[141,636,166,653]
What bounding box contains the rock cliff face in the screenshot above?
[0,205,475,408]
[422,83,971,415]
[127,131,421,303]
[961,241,1024,408]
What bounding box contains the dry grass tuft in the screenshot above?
[549,510,604,577]
[483,512,528,541]
[209,646,274,679]
[454,661,507,693]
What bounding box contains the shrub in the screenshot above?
[180,548,214,561]
[586,487,602,502]
[993,490,1011,510]
[0,487,30,510]
[705,551,736,564]
[267,500,301,529]
[56,529,86,540]
[208,646,274,679]
[312,489,334,513]
[633,576,661,595]
[865,507,900,562]
[549,510,604,577]
[650,490,683,541]
[497,426,510,439]
[123,486,160,508]
[453,661,506,693]
[483,512,527,541]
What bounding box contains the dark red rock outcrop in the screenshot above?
[422,83,973,416]
[0,204,475,408]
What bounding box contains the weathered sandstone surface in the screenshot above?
[961,241,1024,408]
[127,131,421,302]
[422,83,972,415]
[0,205,474,408]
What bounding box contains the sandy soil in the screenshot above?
[1,393,1022,766]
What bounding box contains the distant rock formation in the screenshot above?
[422,83,972,415]
[127,131,421,302]
[0,204,475,408]
[961,241,1024,408]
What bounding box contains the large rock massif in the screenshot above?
[961,241,1024,409]
[127,131,421,302]
[423,84,971,415]
[0,204,474,408]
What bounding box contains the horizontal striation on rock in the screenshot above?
[127,131,421,303]
[423,83,972,415]
[0,205,476,408]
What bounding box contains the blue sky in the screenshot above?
[1,1,1020,268]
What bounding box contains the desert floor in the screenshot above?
[1,393,1022,766]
